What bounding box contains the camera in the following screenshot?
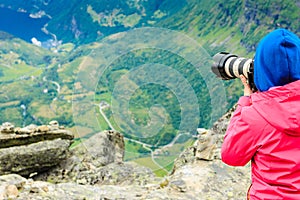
[211,52,257,91]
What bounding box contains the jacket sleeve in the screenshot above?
[221,96,262,166]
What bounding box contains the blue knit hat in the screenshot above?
[254,29,300,92]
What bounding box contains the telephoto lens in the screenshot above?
[211,52,253,80]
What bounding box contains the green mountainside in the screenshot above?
[0,0,300,174]
[0,0,168,44]
[1,0,299,47]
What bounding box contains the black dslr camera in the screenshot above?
[211,52,257,92]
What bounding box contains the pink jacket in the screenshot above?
[221,80,300,200]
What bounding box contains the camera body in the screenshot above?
[212,52,257,91]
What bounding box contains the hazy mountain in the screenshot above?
[1,0,299,47]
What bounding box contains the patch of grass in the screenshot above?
[0,64,42,82]
[124,139,151,161]
[133,156,168,177]
[0,100,20,108]
[68,126,94,138]
[95,106,110,130]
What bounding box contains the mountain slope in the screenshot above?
[0,0,167,44]
[1,0,299,50]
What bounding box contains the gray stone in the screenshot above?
[0,174,27,189]
[75,162,156,186]
[0,122,14,134]
[49,120,59,131]
[5,184,19,199]
[0,138,71,176]
[0,129,74,149]
[169,179,187,192]
[35,130,133,184]
[77,130,125,167]
[195,130,217,161]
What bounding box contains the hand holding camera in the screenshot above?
[211,52,257,93]
[239,75,253,96]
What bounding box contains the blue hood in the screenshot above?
[254,29,300,92]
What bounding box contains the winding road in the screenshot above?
[96,102,168,173]
[42,76,61,93]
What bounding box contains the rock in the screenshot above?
[169,105,250,199]
[28,181,49,193]
[35,125,50,132]
[20,182,149,200]
[0,121,74,177]
[169,179,187,192]
[0,174,27,189]
[0,174,27,199]
[5,184,18,199]
[31,107,250,199]
[15,124,38,135]
[73,130,125,167]
[49,120,59,131]
[15,127,32,134]
[26,124,38,132]
[166,160,250,200]
[0,138,72,177]
[195,130,217,161]
[0,186,5,200]
[74,162,157,186]
[0,106,251,199]
[212,104,237,160]
[0,173,156,200]
[0,122,14,134]
[0,127,74,149]
[171,144,196,173]
[35,131,157,187]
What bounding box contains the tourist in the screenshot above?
[221,28,300,199]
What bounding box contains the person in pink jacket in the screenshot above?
[221,28,300,200]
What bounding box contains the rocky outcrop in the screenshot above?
[173,105,237,170]
[35,130,156,186]
[0,106,251,200]
[0,121,74,177]
[0,130,163,199]
[0,173,160,200]
[166,104,250,200]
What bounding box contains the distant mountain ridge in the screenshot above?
[0,0,169,44]
[0,0,298,49]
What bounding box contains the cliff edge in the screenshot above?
[0,108,251,200]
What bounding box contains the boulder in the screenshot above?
[75,130,125,167]
[0,122,74,149]
[35,130,156,186]
[0,122,14,134]
[0,122,74,177]
[0,138,72,177]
